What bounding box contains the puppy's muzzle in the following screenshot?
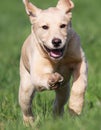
[44,44,65,60]
[43,38,66,60]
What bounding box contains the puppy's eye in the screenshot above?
[60,24,66,28]
[42,25,49,30]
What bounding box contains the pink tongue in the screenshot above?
[50,50,62,58]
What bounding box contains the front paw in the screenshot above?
[48,72,64,90]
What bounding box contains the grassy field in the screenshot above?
[0,0,101,129]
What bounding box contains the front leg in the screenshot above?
[69,57,88,115]
[19,72,35,125]
[48,72,64,90]
[31,72,64,91]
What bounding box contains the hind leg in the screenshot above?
[53,84,70,116]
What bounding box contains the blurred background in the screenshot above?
[0,0,101,129]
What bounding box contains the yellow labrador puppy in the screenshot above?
[19,0,88,124]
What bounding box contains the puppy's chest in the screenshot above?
[55,63,74,81]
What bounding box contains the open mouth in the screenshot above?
[44,45,65,59]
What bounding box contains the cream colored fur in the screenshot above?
[19,0,88,125]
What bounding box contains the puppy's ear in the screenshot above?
[23,0,41,24]
[56,0,74,13]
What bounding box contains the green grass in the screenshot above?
[0,0,101,129]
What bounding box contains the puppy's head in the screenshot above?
[23,0,74,61]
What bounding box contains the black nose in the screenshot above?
[52,38,62,47]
